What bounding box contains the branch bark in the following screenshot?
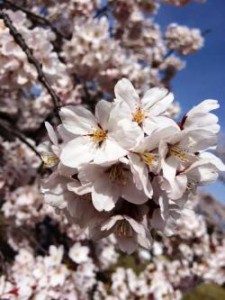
[1,0,70,40]
[0,10,61,118]
[0,118,42,160]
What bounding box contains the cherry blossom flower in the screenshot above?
[93,214,151,254]
[68,158,148,212]
[69,242,89,264]
[114,78,175,135]
[60,100,141,168]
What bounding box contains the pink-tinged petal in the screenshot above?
[151,209,166,231]
[59,106,97,135]
[92,177,120,211]
[45,122,58,146]
[67,181,92,195]
[122,178,148,205]
[117,236,137,254]
[125,216,146,236]
[101,215,123,231]
[60,136,94,168]
[93,139,127,165]
[137,234,152,250]
[78,164,104,184]
[128,153,144,190]
[128,153,153,198]
[95,100,112,129]
[114,78,139,110]
[142,87,174,115]
[168,174,187,200]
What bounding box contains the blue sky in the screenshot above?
[155,0,225,203]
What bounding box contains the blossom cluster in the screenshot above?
[1,196,225,300]
[41,78,224,254]
[165,23,204,55]
[0,9,70,89]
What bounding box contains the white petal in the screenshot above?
[110,119,143,150]
[59,106,97,135]
[162,156,178,184]
[108,101,132,130]
[95,100,112,129]
[92,177,120,211]
[134,125,179,153]
[143,116,178,136]
[187,99,219,116]
[60,136,94,168]
[94,138,127,165]
[128,153,153,198]
[168,174,187,200]
[114,78,139,110]
[67,181,92,195]
[199,152,225,171]
[44,192,67,209]
[185,159,220,184]
[142,87,174,115]
[45,122,58,146]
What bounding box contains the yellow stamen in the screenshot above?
[90,128,107,144]
[141,152,156,166]
[107,164,128,185]
[168,145,189,162]
[115,220,133,238]
[132,107,145,125]
[41,152,59,168]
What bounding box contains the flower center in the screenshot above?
[140,152,156,166]
[107,164,128,185]
[41,152,59,168]
[168,145,189,162]
[90,128,107,144]
[132,107,145,125]
[115,220,134,238]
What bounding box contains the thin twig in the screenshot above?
[1,0,70,40]
[0,119,42,160]
[0,10,61,117]
[94,5,108,18]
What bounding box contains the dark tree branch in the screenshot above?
[0,119,42,160]
[1,0,70,40]
[0,10,61,118]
